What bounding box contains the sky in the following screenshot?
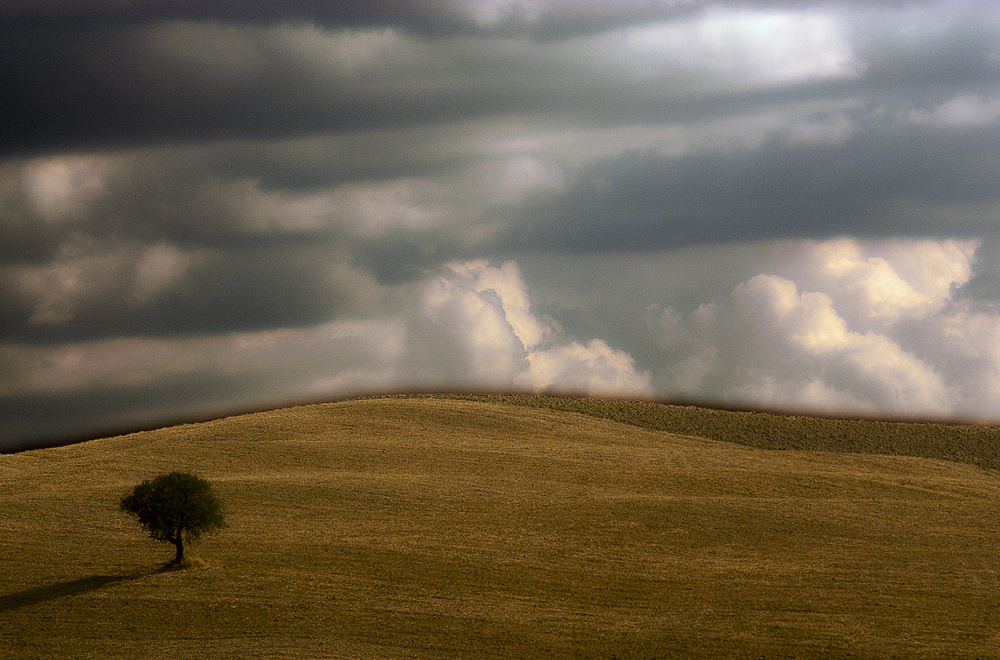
[3,0,1000,451]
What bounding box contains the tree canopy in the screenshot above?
[120,471,225,565]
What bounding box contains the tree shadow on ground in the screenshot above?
[0,573,144,612]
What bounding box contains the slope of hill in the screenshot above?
[468,394,1000,469]
[3,396,1000,658]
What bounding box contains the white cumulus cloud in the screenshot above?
[801,238,979,325]
[412,259,652,396]
[648,237,996,420]
[516,338,652,397]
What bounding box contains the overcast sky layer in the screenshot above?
[3,0,1000,451]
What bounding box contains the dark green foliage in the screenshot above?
[120,471,226,564]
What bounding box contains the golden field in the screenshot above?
[2,395,1000,658]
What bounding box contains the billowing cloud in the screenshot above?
[516,339,652,397]
[413,260,535,386]
[411,259,651,395]
[769,238,980,328]
[647,238,998,421]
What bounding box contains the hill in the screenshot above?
[477,394,1000,469]
[2,395,1000,658]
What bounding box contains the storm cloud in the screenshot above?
[3,0,1000,450]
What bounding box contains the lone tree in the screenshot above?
[120,472,226,565]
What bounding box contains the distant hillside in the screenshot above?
[452,394,1000,470]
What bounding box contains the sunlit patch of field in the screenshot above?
[2,396,1000,658]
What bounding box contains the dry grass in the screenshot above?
[469,394,1000,468]
[156,556,210,573]
[2,396,1000,658]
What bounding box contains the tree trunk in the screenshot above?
[173,532,184,564]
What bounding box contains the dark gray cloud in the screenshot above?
[0,0,920,156]
[0,242,370,344]
[4,0,1000,450]
[501,120,1000,254]
[851,7,1000,90]
[1,1,695,154]
[5,0,997,161]
[0,0,704,38]
[0,1,434,30]
[0,374,255,453]
[0,21,444,155]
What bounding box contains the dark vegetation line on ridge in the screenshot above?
[430,394,1000,470]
